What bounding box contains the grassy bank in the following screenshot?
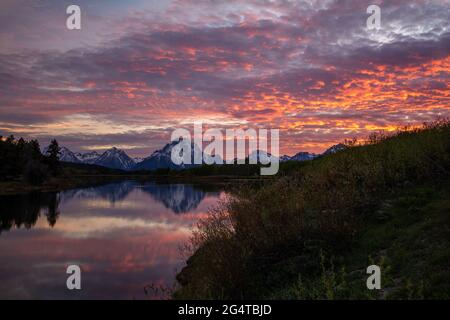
[173,120,450,299]
[270,180,450,299]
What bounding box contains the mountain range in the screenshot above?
[44,142,347,171]
[43,146,136,170]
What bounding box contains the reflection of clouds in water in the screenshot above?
[75,197,147,210]
[0,181,224,299]
[0,228,186,299]
[41,216,193,239]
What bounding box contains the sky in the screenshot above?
[0,0,449,157]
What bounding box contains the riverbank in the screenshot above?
[0,175,128,195]
[0,173,268,196]
[173,120,450,299]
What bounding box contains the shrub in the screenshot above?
[174,119,450,299]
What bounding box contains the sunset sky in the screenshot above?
[0,0,449,157]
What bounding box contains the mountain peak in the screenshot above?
[134,140,203,171]
[323,143,347,155]
[43,140,349,171]
[94,147,135,170]
[43,145,81,163]
[279,151,317,162]
[44,145,135,170]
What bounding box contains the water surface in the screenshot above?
[0,180,225,299]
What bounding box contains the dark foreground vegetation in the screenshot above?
[174,119,450,299]
[0,136,56,184]
[0,136,132,195]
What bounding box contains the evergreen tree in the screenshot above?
[0,135,50,182]
[46,139,61,175]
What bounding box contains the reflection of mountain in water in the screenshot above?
[0,193,60,233]
[60,181,136,204]
[140,184,218,214]
[61,181,219,214]
[0,181,221,233]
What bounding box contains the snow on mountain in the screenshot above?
[133,139,203,171]
[237,150,317,163]
[280,146,345,162]
[43,140,348,172]
[58,147,82,163]
[93,147,135,170]
[280,155,292,162]
[75,151,100,164]
[244,150,277,163]
[290,151,317,161]
[323,143,347,155]
[44,145,136,170]
[43,146,81,163]
[280,151,328,162]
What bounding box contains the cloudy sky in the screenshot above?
[0,0,449,156]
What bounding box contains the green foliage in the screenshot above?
[269,252,354,300]
[173,119,450,299]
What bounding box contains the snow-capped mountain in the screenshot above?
[279,152,317,162]
[238,150,277,163]
[323,143,347,155]
[93,147,136,170]
[244,150,317,163]
[75,151,100,164]
[133,139,203,171]
[43,146,81,163]
[43,144,137,170]
[43,140,349,172]
[280,155,292,162]
[59,146,82,163]
[290,151,317,161]
[280,147,344,162]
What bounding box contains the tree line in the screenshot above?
[0,135,61,184]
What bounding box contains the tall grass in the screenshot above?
[174,119,450,299]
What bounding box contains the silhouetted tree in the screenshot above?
[46,139,61,175]
[0,135,54,182]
